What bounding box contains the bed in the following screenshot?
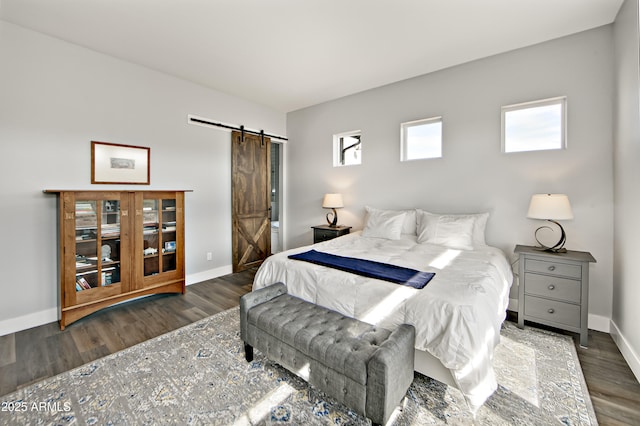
[252,207,513,412]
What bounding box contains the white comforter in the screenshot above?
[253,231,513,410]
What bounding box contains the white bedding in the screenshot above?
[253,231,513,411]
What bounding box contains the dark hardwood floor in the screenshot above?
[1,268,639,424]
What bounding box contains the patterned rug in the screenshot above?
[1,308,597,425]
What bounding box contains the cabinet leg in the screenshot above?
[517,314,524,330]
[580,331,588,348]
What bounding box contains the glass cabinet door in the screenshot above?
[161,198,177,273]
[74,198,121,290]
[141,194,178,277]
[100,199,121,286]
[142,198,160,276]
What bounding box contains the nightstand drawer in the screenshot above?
[525,259,581,279]
[315,229,336,242]
[312,225,351,243]
[524,273,581,303]
[524,296,581,328]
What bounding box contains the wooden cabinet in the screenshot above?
[312,225,352,243]
[45,190,189,329]
[515,244,596,346]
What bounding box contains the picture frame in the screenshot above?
[91,141,150,184]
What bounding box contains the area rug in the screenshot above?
[1,308,597,425]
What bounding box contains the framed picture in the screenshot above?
[91,141,150,184]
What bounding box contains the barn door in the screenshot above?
[231,130,271,272]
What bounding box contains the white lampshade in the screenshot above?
[322,193,344,209]
[527,194,574,220]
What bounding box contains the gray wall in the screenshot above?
[286,26,614,330]
[0,21,285,334]
[613,0,640,379]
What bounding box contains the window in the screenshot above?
[333,130,361,166]
[502,96,567,153]
[401,117,442,161]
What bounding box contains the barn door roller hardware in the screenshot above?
[189,116,288,142]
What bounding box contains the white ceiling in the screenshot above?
[0,0,624,112]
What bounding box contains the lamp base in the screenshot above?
[326,208,338,227]
[533,246,568,254]
[533,220,568,253]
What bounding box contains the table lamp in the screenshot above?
[322,193,343,227]
[527,193,573,253]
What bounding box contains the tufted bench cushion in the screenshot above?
[240,282,415,425]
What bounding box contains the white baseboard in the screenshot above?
[186,264,233,285]
[587,313,610,333]
[0,265,236,337]
[610,320,640,383]
[0,307,58,337]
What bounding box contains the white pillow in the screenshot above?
[400,209,418,235]
[362,206,408,240]
[362,207,417,235]
[416,210,489,249]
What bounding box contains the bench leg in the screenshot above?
[244,343,253,362]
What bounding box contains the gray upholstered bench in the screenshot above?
[240,282,415,425]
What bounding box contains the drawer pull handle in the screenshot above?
[548,284,555,290]
[548,308,555,314]
[548,265,556,271]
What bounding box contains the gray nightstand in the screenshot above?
[515,245,596,347]
[312,225,351,243]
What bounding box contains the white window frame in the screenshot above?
[333,130,362,167]
[501,96,567,153]
[400,116,443,162]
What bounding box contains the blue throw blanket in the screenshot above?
[288,249,435,289]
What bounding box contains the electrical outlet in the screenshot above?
[206,252,212,261]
